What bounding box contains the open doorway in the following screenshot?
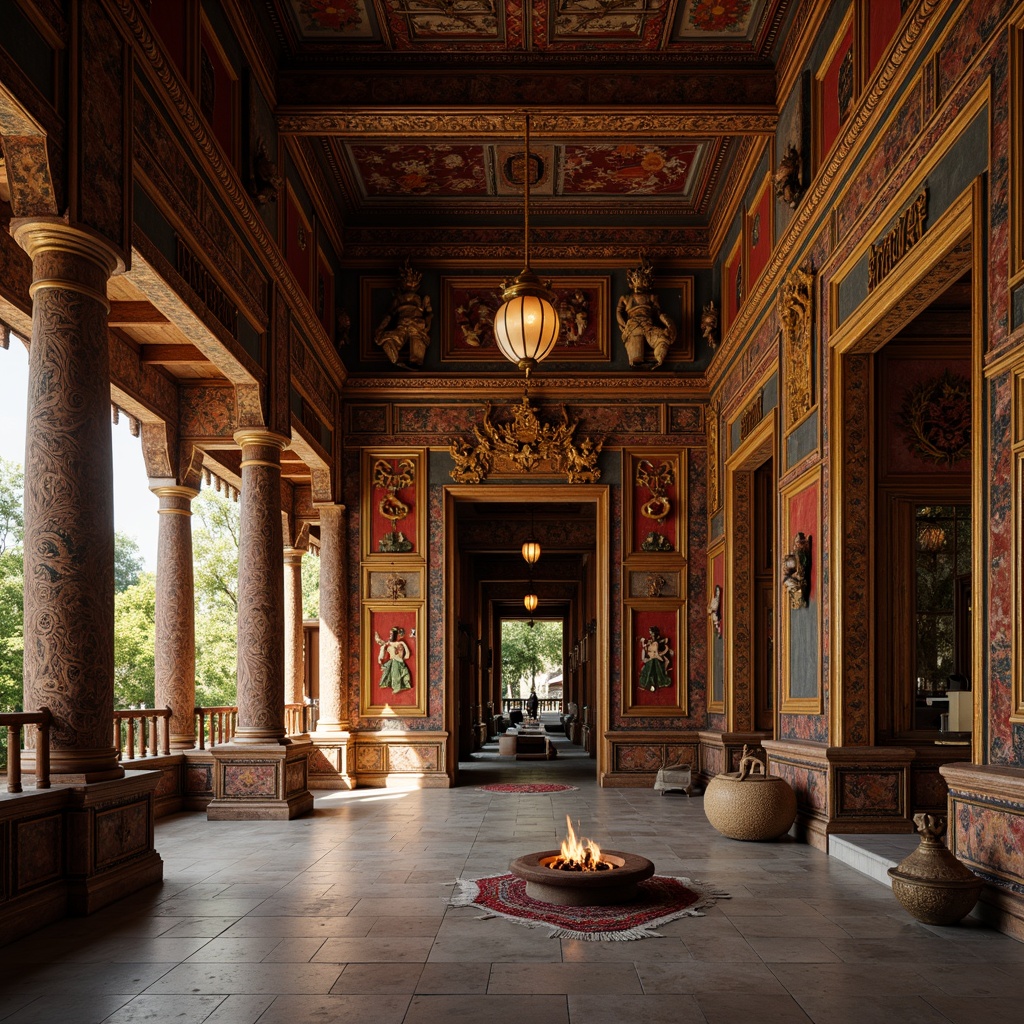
[443,485,609,785]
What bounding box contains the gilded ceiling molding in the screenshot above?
[706,0,945,388]
[112,0,347,392]
[343,374,708,393]
[449,397,604,485]
[278,111,778,138]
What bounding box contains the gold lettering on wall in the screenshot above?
[867,190,928,291]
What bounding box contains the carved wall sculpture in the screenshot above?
[779,262,814,431]
[448,396,603,484]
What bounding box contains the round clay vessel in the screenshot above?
[703,749,797,841]
[887,813,982,925]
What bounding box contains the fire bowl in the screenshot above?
[508,850,655,906]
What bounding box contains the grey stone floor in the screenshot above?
[1,732,1022,1024]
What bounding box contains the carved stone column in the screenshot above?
[152,485,198,749]
[12,218,123,782]
[207,428,312,819]
[310,503,353,789]
[283,543,306,711]
[233,429,288,744]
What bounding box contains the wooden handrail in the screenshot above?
[113,707,172,760]
[284,702,317,735]
[194,705,237,749]
[1,709,52,792]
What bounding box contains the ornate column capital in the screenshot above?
[234,428,289,452]
[11,217,124,291]
[152,484,200,517]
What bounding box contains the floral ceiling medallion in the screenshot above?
[449,396,603,484]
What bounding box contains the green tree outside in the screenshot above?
[0,458,24,766]
[500,619,563,699]
[114,532,145,593]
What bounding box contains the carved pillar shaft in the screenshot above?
[234,429,288,744]
[13,218,122,782]
[283,546,305,710]
[153,485,198,749]
[315,504,348,732]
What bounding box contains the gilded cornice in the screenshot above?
[341,237,710,261]
[706,0,947,389]
[342,373,709,399]
[111,0,347,393]
[277,110,778,138]
[707,135,769,261]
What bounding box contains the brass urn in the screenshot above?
[887,813,982,925]
[703,746,797,841]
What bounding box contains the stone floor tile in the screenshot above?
[415,961,492,994]
[312,936,435,963]
[748,936,844,963]
[635,960,789,995]
[101,994,226,1023]
[197,994,275,1024]
[921,996,1024,1024]
[567,993,708,1024]
[261,938,329,962]
[403,994,568,1024]
[216,916,373,939]
[487,961,642,994]
[695,991,814,1023]
[142,962,343,995]
[247,993,411,1024]
[794,994,959,1024]
[330,963,423,993]
[0,993,133,1024]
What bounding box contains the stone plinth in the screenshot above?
[206,738,314,820]
[308,732,355,790]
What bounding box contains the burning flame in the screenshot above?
[551,814,606,871]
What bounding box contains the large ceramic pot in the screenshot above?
[703,746,797,841]
[888,813,982,925]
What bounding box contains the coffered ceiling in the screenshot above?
[265,0,796,253]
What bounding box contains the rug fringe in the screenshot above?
[447,875,729,942]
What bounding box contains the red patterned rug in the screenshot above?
[449,873,728,941]
[476,783,579,794]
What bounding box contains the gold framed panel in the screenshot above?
[744,170,775,294]
[439,275,611,361]
[623,601,687,717]
[813,7,857,169]
[780,464,823,715]
[362,564,423,602]
[360,602,427,718]
[1011,15,1024,285]
[623,448,687,559]
[722,233,744,337]
[1013,367,1024,720]
[658,276,696,363]
[360,447,428,561]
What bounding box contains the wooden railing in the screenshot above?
[1,709,51,792]
[113,707,172,761]
[194,705,237,749]
[285,702,318,735]
[502,698,563,714]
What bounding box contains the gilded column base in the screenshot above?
[206,737,314,820]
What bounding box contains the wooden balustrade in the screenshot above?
[113,707,172,761]
[1,709,51,792]
[194,705,237,749]
[285,703,317,735]
[502,697,563,714]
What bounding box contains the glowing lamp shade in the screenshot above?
[523,592,539,614]
[493,269,559,375]
[522,540,542,565]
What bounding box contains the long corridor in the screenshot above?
[1,742,1021,1024]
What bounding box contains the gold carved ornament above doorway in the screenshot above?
[448,395,603,484]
